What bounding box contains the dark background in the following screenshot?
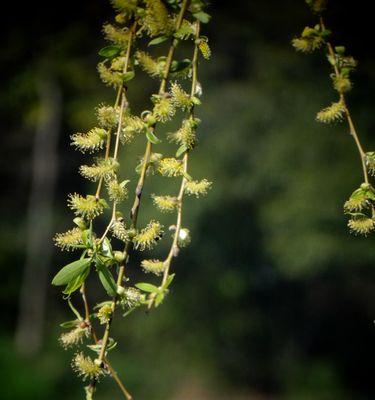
[1,0,375,398]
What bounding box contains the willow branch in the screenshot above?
[160,21,201,289]
[95,21,138,199]
[320,16,369,184]
[94,0,190,371]
[80,283,132,399]
[83,20,137,399]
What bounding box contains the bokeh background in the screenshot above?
[1,0,375,398]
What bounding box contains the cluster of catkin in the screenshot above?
[52,0,211,396]
[293,0,375,236]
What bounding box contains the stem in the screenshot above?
[97,93,128,245]
[95,21,137,199]
[85,21,138,399]
[161,153,189,286]
[160,0,190,93]
[94,0,190,371]
[80,284,132,399]
[106,363,133,400]
[80,282,90,323]
[160,21,201,288]
[320,17,369,184]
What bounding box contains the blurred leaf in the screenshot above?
[123,71,135,82]
[176,144,188,157]
[146,129,161,144]
[171,59,191,73]
[193,11,211,23]
[135,282,159,293]
[148,36,169,46]
[60,320,79,329]
[99,45,121,58]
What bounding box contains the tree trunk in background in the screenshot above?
[15,76,61,356]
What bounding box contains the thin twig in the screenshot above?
[95,0,190,368]
[320,16,368,184]
[80,284,132,399]
[160,21,201,289]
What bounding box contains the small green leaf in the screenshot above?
[335,46,346,55]
[88,337,117,354]
[94,301,113,310]
[99,198,110,209]
[52,258,91,286]
[122,71,135,82]
[82,229,92,248]
[165,273,175,288]
[327,54,336,66]
[96,261,117,297]
[135,282,159,293]
[320,29,331,38]
[68,299,83,320]
[182,171,193,181]
[122,308,137,318]
[101,238,113,258]
[192,11,211,24]
[154,292,165,307]
[171,59,191,73]
[60,320,79,329]
[63,267,90,295]
[148,36,169,46]
[176,144,188,158]
[99,45,121,58]
[146,130,161,144]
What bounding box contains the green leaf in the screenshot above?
[335,46,346,55]
[99,45,121,58]
[88,337,117,354]
[99,198,110,209]
[321,29,332,38]
[192,11,211,24]
[182,171,193,181]
[63,267,90,295]
[122,71,135,82]
[52,258,91,286]
[171,59,191,73]
[148,36,169,46]
[176,144,188,158]
[327,54,336,66]
[68,299,83,320]
[165,273,175,288]
[135,282,159,293]
[101,238,113,258]
[94,301,113,310]
[96,261,117,297]
[154,292,165,307]
[81,229,92,248]
[122,307,138,318]
[146,130,161,144]
[60,320,79,329]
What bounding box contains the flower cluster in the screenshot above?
[72,352,105,381]
[59,325,90,349]
[293,0,375,236]
[71,128,108,153]
[141,259,166,275]
[54,227,83,251]
[133,220,163,250]
[344,184,375,235]
[53,0,212,396]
